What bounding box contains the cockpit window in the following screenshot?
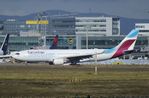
[15,53,20,55]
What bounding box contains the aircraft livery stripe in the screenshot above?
[112,39,135,58]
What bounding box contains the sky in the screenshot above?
[0,0,149,19]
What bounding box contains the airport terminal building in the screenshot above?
[0,16,149,59]
[75,17,120,36]
[135,23,149,36]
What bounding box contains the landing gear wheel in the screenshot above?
[49,62,53,65]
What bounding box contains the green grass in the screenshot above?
[0,64,148,97]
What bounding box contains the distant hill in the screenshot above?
[0,10,149,35]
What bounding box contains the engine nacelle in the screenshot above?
[53,59,64,65]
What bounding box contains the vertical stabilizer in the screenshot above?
[112,29,139,58]
[50,35,58,49]
[1,34,9,55]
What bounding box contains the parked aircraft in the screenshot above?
[31,35,59,49]
[0,34,9,55]
[50,35,58,49]
[9,29,139,65]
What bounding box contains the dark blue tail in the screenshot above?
[50,35,58,49]
[1,34,9,55]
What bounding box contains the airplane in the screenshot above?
[50,35,58,49]
[10,29,139,65]
[0,34,9,55]
[0,34,58,63]
[31,35,58,49]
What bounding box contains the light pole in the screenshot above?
[85,25,90,49]
[41,15,48,48]
[86,28,88,49]
[36,13,42,35]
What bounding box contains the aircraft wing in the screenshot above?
[62,51,104,64]
[67,54,93,61]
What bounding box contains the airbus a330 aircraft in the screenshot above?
[11,29,139,65]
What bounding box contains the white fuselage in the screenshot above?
[11,49,113,63]
[7,29,139,65]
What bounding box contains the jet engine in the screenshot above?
[53,59,64,65]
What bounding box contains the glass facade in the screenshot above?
[75,17,120,36]
[78,36,148,50]
[48,16,75,35]
[0,35,76,51]
[3,19,22,35]
[2,16,119,37]
[3,19,37,36]
[46,35,76,49]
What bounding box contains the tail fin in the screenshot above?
[1,34,9,55]
[112,29,139,58]
[50,35,58,49]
